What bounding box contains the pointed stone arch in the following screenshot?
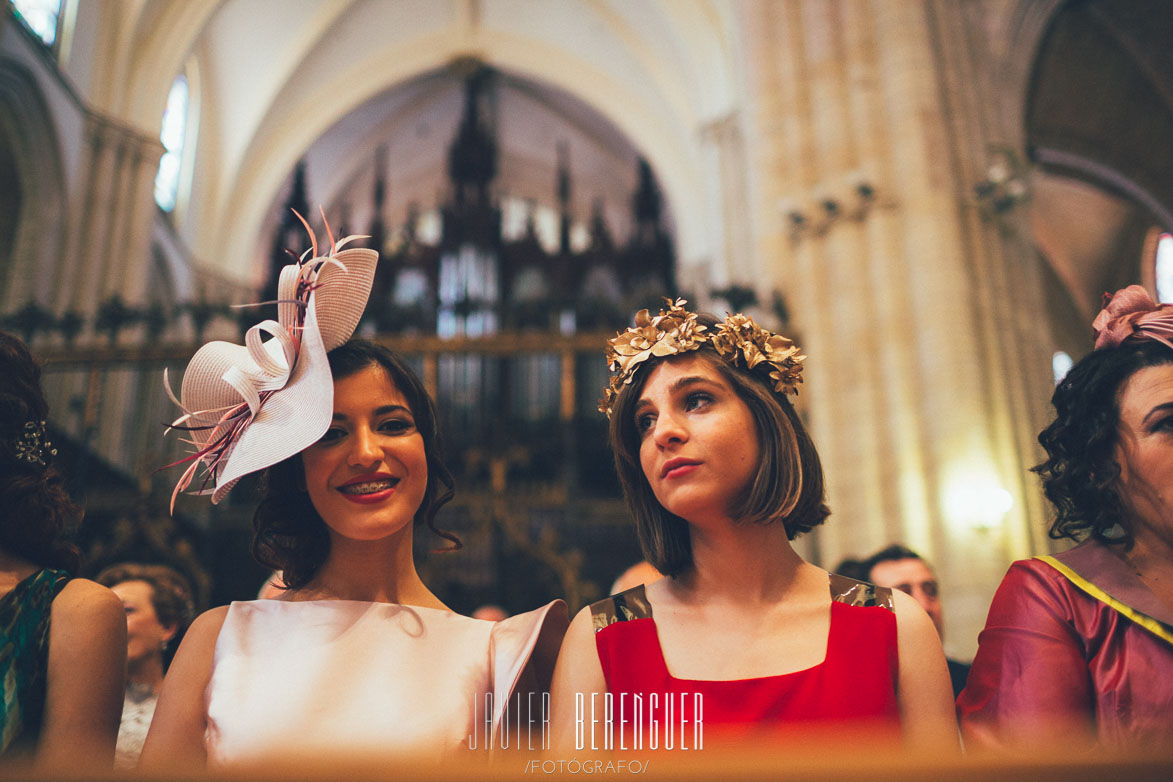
[211,38,712,287]
[0,58,67,314]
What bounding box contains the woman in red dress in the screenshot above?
[550,301,956,752]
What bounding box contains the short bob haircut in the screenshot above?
[1033,339,1173,548]
[0,331,81,574]
[608,314,829,577]
[251,339,458,589]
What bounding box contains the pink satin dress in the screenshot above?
[958,540,1173,751]
[203,599,566,766]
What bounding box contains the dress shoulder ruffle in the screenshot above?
[488,600,568,728]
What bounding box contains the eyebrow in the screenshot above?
[331,404,412,421]
[1143,401,1173,426]
[633,375,721,413]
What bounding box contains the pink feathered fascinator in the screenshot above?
[1091,285,1173,352]
[164,211,377,510]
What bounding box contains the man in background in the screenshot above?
[863,544,971,699]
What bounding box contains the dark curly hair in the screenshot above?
[251,339,458,589]
[608,314,829,577]
[0,331,81,574]
[1033,340,1173,548]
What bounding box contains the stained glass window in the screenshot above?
[154,76,188,212]
[10,0,60,46]
[1052,351,1073,386]
[1155,232,1172,304]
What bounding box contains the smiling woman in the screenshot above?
[300,363,430,544]
[249,341,460,591]
[140,234,567,770]
[549,301,958,754]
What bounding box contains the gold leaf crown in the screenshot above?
[599,298,805,417]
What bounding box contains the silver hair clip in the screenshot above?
[12,420,57,466]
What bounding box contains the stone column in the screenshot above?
[100,125,163,476]
[739,0,1055,659]
[49,111,163,473]
[58,116,116,321]
[56,113,161,329]
[698,112,754,288]
[107,129,163,305]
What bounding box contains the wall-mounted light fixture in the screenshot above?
[786,206,808,238]
[781,171,881,243]
[973,146,1029,216]
[942,464,1015,535]
[844,169,877,219]
[820,196,841,220]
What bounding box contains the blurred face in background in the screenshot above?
[111,580,176,665]
[869,558,944,639]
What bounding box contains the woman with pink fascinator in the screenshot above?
[958,285,1173,752]
[139,223,567,769]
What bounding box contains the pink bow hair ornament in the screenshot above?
[164,211,377,511]
[1091,285,1173,352]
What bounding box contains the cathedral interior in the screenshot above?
[1,0,1171,664]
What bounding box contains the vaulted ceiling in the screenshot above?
[258,63,657,268]
[85,0,744,283]
[58,0,1173,316]
[1026,0,1173,325]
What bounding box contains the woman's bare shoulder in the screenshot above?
[185,604,232,642]
[139,606,231,770]
[890,587,935,631]
[52,578,123,625]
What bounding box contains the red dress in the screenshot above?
[590,575,900,746]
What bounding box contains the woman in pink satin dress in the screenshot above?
[140,238,566,769]
[958,286,1173,751]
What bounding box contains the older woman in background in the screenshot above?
[958,286,1173,752]
[95,563,194,768]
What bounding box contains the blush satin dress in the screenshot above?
[203,598,567,766]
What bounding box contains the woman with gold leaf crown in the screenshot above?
[550,301,957,752]
[140,223,567,769]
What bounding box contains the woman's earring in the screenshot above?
[1102,522,1126,540]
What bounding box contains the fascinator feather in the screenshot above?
[165,211,377,510]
